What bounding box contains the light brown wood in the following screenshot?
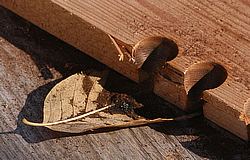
[1,5,250,159]
[0,0,249,140]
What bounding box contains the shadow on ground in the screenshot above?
[0,6,249,159]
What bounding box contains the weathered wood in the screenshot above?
[0,0,249,141]
[1,5,250,159]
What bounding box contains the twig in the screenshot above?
[108,34,124,61]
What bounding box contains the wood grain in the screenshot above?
[1,6,250,159]
[0,0,249,140]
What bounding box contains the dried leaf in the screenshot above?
[23,70,143,133]
[22,70,201,133]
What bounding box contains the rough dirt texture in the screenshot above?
[0,6,250,159]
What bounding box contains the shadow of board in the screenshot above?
[0,6,105,79]
[0,5,249,159]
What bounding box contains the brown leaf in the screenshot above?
[22,70,201,133]
[23,70,143,133]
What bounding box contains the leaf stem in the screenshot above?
[22,104,115,127]
[23,104,201,128]
[104,112,201,128]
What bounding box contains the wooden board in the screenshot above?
[0,0,249,141]
[2,6,250,159]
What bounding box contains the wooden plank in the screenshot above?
[1,5,250,159]
[0,0,249,141]
[0,7,200,159]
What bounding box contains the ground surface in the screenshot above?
[0,6,249,160]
